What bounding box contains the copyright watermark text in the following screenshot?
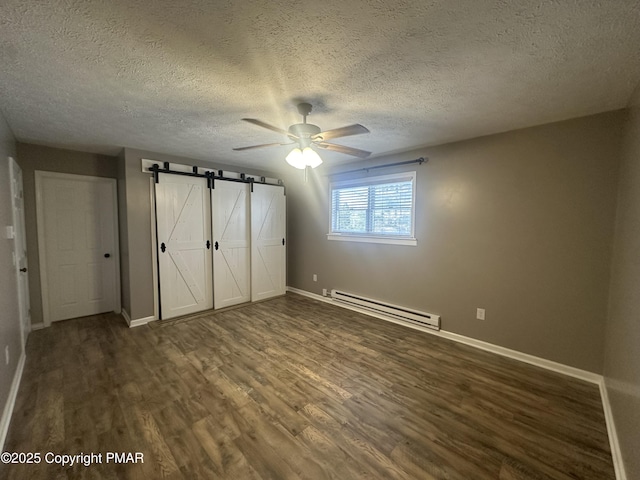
[1,451,144,467]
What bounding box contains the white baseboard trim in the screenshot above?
[288,286,628,479]
[122,309,155,328]
[599,379,627,480]
[121,308,132,326]
[288,287,335,305]
[130,315,155,328]
[0,351,26,452]
[436,330,602,384]
[287,287,600,383]
[30,323,45,331]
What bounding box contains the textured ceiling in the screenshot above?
[1,0,639,171]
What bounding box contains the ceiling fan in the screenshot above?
[233,103,371,169]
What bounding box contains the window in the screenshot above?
[328,172,417,246]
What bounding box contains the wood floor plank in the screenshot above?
[299,403,411,480]
[1,293,615,480]
[120,405,181,479]
[297,424,377,479]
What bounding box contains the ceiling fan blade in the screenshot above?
[233,142,293,151]
[316,142,371,158]
[312,124,369,141]
[242,118,296,138]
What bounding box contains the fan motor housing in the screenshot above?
[288,123,321,139]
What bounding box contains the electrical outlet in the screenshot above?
[4,346,9,365]
[322,288,327,296]
[476,308,485,320]
[313,274,317,282]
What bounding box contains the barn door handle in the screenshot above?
[206,240,211,249]
[214,241,219,250]
[282,238,285,246]
[160,242,166,253]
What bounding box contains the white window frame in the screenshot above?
[327,171,417,246]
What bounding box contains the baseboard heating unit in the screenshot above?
[330,290,440,330]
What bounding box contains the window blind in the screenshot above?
[330,174,415,237]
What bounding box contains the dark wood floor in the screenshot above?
[2,293,614,479]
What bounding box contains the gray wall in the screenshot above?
[15,143,118,326]
[121,148,279,320]
[0,111,21,440]
[604,87,640,478]
[286,111,623,373]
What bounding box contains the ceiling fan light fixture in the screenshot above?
[236,103,371,162]
[285,146,323,169]
[285,148,306,169]
[302,147,322,168]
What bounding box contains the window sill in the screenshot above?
[327,234,417,246]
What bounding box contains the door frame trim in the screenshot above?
[35,171,121,327]
[149,177,159,321]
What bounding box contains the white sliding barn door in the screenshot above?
[212,180,251,309]
[36,172,119,324]
[155,175,213,319]
[251,184,286,301]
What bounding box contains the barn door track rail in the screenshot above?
[148,162,284,191]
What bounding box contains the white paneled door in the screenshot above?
[212,180,251,309]
[36,172,119,324]
[251,183,286,301]
[9,158,31,346]
[155,175,213,319]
